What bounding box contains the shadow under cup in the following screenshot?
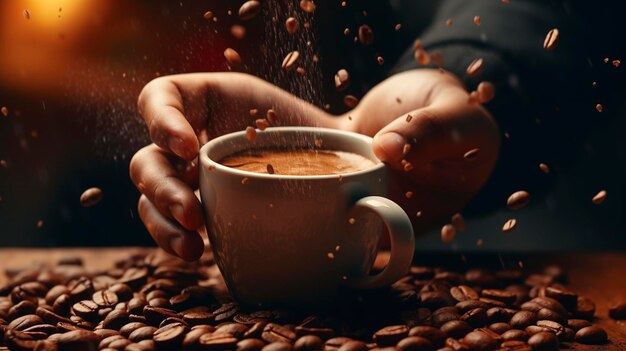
[199,127,409,305]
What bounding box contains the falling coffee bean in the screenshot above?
[466,58,484,77]
[282,51,300,71]
[358,25,374,45]
[80,187,103,207]
[543,28,559,50]
[224,48,242,67]
[239,1,261,20]
[507,191,530,210]
[334,69,350,91]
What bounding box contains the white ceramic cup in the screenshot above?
[199,127,414,305]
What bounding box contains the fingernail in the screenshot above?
[170,235,186,259]
[170,204,186,227]
[373,132,405,162]
[168,137,190,159]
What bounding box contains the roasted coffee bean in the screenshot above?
[130,314,148,323]
[183,310,214,326]
[144,306,179,325]
[524,297,567,316]
[294,326,333,339]
[410,266,435,280]
[543,28,559,50]
[460,308,487,327]
[358,25,374,45]
[71,300,99,321]
[450,286,478,302]
[245,321,269,339]
[214,303,240,322]
[109,338,133,349]
[566,319,590,331]
[456,300,489,313]
[11,282,47,304]
[509,311,536,329]
[44,285,69,305]
[52,294,72,315]
[434,272,464,285]
[33,339,58,351]
[238,0,261,20]
[119,267,149,290]
[4,329,41,350]
[408,326,446,347]
[373,325,409,346]
[536,320,565,337]
[92,290,118,307]
[7,300,37,320]
[465,269,497,287]
[128,325,158,342]
[499,340,531,351]
[420,291,454,309]
[488,322,511,334]
[396,336,433,351]
[182,326,214,349]
[466,58,484,78]
[281,51,300,71]
[120,322,149,337]
[431,307,460,327]
[126,340,155,351]
[54,329,100,350]
[481,290,516,305]
[35,306,71,326]
[22,323,57,336]
[527,331,558,351]
[486,307,517,323]
[462,330,497,351]
[200,332,239,350]
[574,325,607,344]
[146,290,168,301]
[153,322,188,348]
[216,323,250,339]
[609,301,626,319]
[334,69,350,91]
[149,297,171,308]
[68,277,94,301]
[440,320,471,339]
[543,286,577,311]
[103,309,129,330]
[337,340,368,351]
[263,323,297,344]
[262,341,293,351]
[575,297,596,319]
[107,283,133,302]
[159,316,188,328]
[93,328,119,338]
[561,327,575,342]
[294,335,323,351]
[444,337,469,351]
[479,297,507,308]
[535,308,566,324]
[8,314,44,331]
[237,338,267,351]
[501,329,528,341]
[324,337,354,351]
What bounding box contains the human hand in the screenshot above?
[340,69,500,233]
[130,73,338,261]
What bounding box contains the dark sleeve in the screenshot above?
[392,0,593,214]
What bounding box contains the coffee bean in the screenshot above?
[506,191,530,210]
[7,300,37,320]
[22,323,57,336]
[575,325,607,344]
[509,311,536,329]
[337,340,368,351]
[466,58,484,78]
[358,25,373,45]
[8,314,44,331]
[109,337,133,349]
[199,332,239,350]
[238,338,267,351]
[489,322,511,334]
[395,336,433,351]
[450,286,478,302]
[182,326,214,349]
[153,322,188,349]
[592,190,607,204]
[479,297,507,308]
[444,337,469,351]
[408,326,446,347]
[11,282,47,304]
[71,300,99,321]
[128,325,158,342]
[159,316,188,329]
[281,51,300,71]
[295,326,334,339]
[245,321,268,339]
[80,187,103,207]
[575,297,595,320]
[501,329,528,341]
[263,323,297,344]
[456,300,489,314]
[440,320,471,339]
[324,337,353,351]
[299,0,316,13]
[4,329,41,350]
[52,294,72,315]
[103,309,129,330]
[126,340,156,351]
[101,334,129,348]
[262,341,293,351]
[460,308,487,327]
[55,329,100,350]
[477,81,495,104]
[294,335,323,351]
[527,331,558,351]
[93,328,119,338]
[92,290,118,308]
[144,306,179,326]
[522,297,567,318]
[45,285,69,305]
[224,48,242,67]
[108,283,133,302]
[499,340,530,351]
[543,286,577,310]
[486,307,517,323]
[33,339,58,351]
[183,310,214,326]
[120,322,149,337]
[68,277,95,301]
[238,1,261,20]
[543,28,559,50]
[462,330,497,351]
[216,323,250,339]
[373,325,409,346]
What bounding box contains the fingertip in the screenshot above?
[170,201,204,231]
[372,132,406,163]
[168,135,199,161]
[170,233,204,261]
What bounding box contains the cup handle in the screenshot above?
[343,196,415,289]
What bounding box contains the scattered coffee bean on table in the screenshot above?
[0,249,611,351]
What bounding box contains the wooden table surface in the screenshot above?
[1,248,625,350]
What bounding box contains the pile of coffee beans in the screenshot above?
[0,250,613,350]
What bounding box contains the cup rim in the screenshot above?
[199,127,385,180]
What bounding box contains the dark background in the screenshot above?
[0,0,624,250]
